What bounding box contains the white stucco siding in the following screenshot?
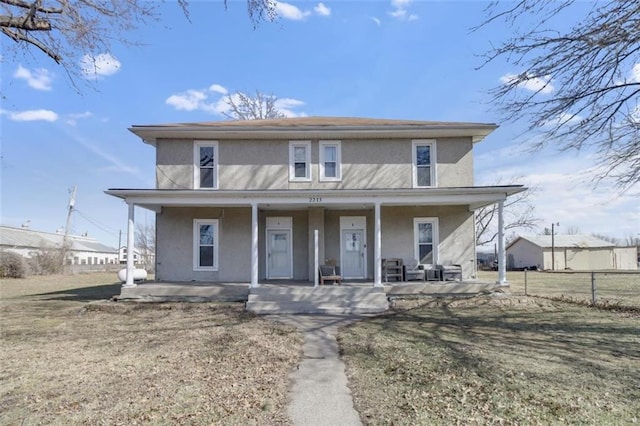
[156,207,252,282]
[155,137,474,190]
[380,206,475,278]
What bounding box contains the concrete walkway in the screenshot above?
[268,314,365,426]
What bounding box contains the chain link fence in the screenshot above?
[505,270,640,308]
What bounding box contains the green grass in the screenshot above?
[339,296,640,425]
[1,273,302,425]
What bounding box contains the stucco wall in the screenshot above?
[156,207,252,282]
[379,206,475,278]
[156,205,475,282]
[155,137,474,190]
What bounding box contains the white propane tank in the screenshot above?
[117,268,148,283]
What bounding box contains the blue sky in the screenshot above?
[1,0,638,248]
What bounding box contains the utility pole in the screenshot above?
[551,222,559,271]
[62,186,77,267]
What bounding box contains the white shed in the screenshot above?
[506,235,638,271]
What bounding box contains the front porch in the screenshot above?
[117,279,507,313]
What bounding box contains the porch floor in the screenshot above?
[117,279,506,302]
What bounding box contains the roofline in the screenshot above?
[129,123,499,146]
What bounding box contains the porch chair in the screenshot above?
[403,259,426,281]
[318,264,342,285]
[436,261,463,281]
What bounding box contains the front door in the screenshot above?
[341,229,365,278]
[267,230,292,279]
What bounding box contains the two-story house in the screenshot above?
[107,117,524,288]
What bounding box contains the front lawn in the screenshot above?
[339,295,640,425]
[0,273,302,425]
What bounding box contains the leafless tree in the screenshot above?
[1,0,275,80]
[223,90,287,120]
[564,226,581,235]
[475,181,540,246]
[591,233,620,244]
[476,0,640,190]
[135,223,155,270]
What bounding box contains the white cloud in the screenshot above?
[80,53,121,78]
[2,109,58,122]
[541,112,582,128]
[165,84,306,117]
[274,98,306,117]
[475,147,640,240]
[314,3,331,16]
[500,73,554,94]
[13,65,53,91]
[209,84,228,94]
[66,111,93,126]
[275,2,311,20]
[630,63,640,83]
[389,0,418,21]
[371,17,381,26]
[166,89,212,112]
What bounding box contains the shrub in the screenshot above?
[28,249,66,275]
[0,251,27,278]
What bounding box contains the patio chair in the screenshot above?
[403,259,426,281]
[319,264,342,285]
[436,261,463,281]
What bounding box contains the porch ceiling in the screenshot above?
[105,185,525,212]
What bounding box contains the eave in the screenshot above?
[105,185,525,213]
[129,123,498,146]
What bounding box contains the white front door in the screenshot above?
[341,229,365,278]
[267,230,292,279]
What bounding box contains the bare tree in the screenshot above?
[135,223,155,271]
[1,0,275,80]
[475,181,540,246]
[223,90,287,120]
[477,0,640,190]
[565,226,581,235]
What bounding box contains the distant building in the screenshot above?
[0,225,118,265]
[118,246,142,264]
[506,235,638,271]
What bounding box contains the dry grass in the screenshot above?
[479,270,640,308]
[0,273,302,425]
[339,295,640,425]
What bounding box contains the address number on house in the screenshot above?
[309,197,323,203]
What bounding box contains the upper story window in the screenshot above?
[412,140,437,188]
[319,140,342,181]
[194,141,218,189]
[289,141,311,182]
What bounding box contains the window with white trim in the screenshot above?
[319,140,341,181]
[414,218,439,265]
[289,141,311,181]
[412,140,436,188]
[194,141,218,189]
[193,219,219,271]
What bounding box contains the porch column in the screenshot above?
[497,200,507,285]
[123,202,136,288]
[251,203,259,288]
[374,201,383,287]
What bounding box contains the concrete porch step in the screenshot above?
[246,286,388,314]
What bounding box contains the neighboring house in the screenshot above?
[506,235,638,271]
[117,246,142,264]
[0,225,118,265]
[107,117,525,287]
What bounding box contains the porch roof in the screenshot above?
[105,185,525,212]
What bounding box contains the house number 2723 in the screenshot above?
[309,197,322,203]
